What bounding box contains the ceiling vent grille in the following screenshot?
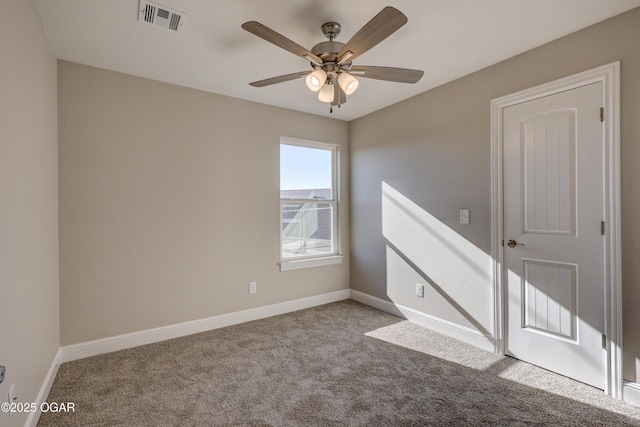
[138,1,186,33]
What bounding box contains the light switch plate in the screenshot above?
[460,209,470,224]
[416,283,424,298]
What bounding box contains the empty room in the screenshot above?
[3,0,640,425]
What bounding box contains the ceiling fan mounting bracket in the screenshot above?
[321,22,341,41]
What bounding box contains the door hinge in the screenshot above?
[601,221,605,236]
[501,239,504,247]
[600,107,604,122]
[602,334,607,349]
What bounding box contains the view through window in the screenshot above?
[280,140,337,260]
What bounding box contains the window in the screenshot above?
[279,138,342,271]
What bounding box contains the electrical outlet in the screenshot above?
[249,282,257,294]
[7,383,16,417]
[9,383,16,403]
[416,283,424,298]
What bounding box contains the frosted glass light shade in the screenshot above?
[338,72,359,95]
[318,83,334,103]
[305,69,327,92]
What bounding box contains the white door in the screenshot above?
[503,82,605,389]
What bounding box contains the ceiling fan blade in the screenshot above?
[249,71,311,87]
[337,7,407,63]
[331,84,347,106]
[350,66,424,83]
[242,21,323,65]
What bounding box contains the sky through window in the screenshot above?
[280,144,331,191]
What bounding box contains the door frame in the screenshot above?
[490,62,621,397]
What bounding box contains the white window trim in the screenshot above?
[279,255,344,272]
[279,137,342,272]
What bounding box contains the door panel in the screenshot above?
[504,82,605,389]
[522,110,576,235]
[523,259,576,340]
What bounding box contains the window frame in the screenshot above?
[278,137,343,271]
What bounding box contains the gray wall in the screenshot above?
[0,1,60,425]
[350,8,640,382]
[58,61,350,345]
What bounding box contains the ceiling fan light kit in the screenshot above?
[338,72,359,95]
[318,83,335,103]
[305,69,327,92]
[242,6,424,113]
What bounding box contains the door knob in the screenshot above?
[507,239,524,248]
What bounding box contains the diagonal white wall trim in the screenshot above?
[26,349,61,427]
[350,290,495,352]
[61,289,351,363]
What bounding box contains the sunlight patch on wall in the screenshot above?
[382,182,493,332]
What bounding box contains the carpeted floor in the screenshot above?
[39,300,640,426]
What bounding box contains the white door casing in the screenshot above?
[503,82,604,389]
[490,62,621,397]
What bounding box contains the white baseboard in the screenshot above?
[624,382,640,407]
[61,289,351,363]
[26,348,61,427]
[349,289,403,317]
[28,289,637,414]
[350,290,495,352]
[395,304,495,352]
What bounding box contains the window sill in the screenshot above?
[279,255,344,272]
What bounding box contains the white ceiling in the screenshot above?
[34,0,640,121]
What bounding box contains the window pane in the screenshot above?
[281,202,334,258]
[280,144,332,199]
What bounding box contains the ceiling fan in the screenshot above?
[241,6,424,113]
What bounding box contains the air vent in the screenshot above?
[138,0,186,33]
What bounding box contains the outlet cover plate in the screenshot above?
[9,383,16,403]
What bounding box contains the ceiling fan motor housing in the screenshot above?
[311,41,345,63]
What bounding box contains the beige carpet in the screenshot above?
[39,300,640,426]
